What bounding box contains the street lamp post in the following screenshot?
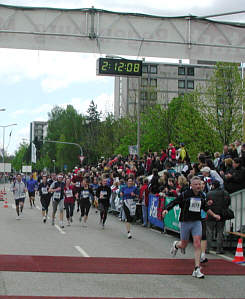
[52,160,55,173]
[0,123,17,191]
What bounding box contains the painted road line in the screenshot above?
[55,224,66,235]
[74,245,90,257]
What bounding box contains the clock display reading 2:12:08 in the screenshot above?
[98,58,142,77]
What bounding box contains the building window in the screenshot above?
[187,67,194,76]
[178,80,185,89]
[141,78,148,86]
[142,65,148,73]
[150,78,157,87]
[187,80,194,89]
[150,65,157,74]
[178,67,185,75]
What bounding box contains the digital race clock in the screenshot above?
[97,58,142,77]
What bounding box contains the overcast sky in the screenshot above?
[0,0,245,157]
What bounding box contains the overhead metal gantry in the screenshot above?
[0,4,245,62]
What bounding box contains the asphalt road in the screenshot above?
[0,184,244,298]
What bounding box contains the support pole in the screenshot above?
[137,77,141,157]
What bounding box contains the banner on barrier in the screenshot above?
[164,197,180,232]
[148,194,164,229]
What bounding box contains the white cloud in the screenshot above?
[11,104,53,119]
[32,104,53,114]
[0,49,110,93]
[11,109,26,118]
[60,93,114,116]
[7,125,30,154]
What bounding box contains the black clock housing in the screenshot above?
[97,58,142,77]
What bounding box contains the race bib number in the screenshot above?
[41,187,48,194]
[53,192,61,200]
[75,182,80,188]
[66,190,73,197]
[189,197,201,212]
[82,190,90,198]
[20,192,26,198]
[100,191,107,198]
[125,198,136,216]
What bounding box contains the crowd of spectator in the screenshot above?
[72,140,245,198]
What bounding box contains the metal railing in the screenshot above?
[226,189,245,233]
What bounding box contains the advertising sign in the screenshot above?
[128,145,138,155]
[164,197,180,233]
[148,194,164,229]
[22,166,32,173]
[0,163,11,173]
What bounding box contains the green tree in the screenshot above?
[168,94,222,159]
[43,105,85,171]
[113,117,137,156]
[12,142,29,172]
[84,101,102,163]
[86,100,101,122]
[140,104,167,153]
[196,62,245,145]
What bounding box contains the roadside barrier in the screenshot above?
[227,189,245,234]
[232,238,245,264]
[3,199,9,208]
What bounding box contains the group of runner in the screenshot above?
[10,147,236,280]
[10,171,136,238]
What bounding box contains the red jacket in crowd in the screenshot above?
[139,183,149,207]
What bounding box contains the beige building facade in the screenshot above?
[114,61,216,118]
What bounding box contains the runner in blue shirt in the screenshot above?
[26,173,38,208]
[120,177,139,239]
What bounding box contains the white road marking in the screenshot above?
[74,245,90,257]
[55,224,66,234]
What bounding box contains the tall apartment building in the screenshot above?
[114,61,216,118]
[30,121,48,143]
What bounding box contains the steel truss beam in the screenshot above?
[0,5,245,62]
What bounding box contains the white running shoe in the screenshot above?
[128,232,132,239]
[16,215,20,220]
[170,241,179,257]
[192,267,205,279]
[67,221,71,226]
[19,213,24,219]
[82,222,88,227]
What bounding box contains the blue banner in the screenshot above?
[148,194,164,229]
